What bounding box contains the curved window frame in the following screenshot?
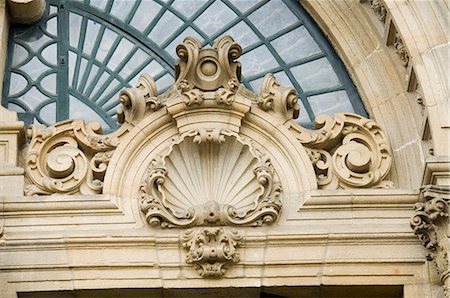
[2,0,367,130]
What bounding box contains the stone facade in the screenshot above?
[0,0,449,297]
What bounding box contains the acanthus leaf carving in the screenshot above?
[139,129,282,229]
[289,113,394,189]
[181,227,242,277]
[411,185,450,295]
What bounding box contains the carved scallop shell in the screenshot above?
[140,129,282,228]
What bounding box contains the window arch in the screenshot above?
[2,0,367,130]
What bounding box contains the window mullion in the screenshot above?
[56,0,70,121]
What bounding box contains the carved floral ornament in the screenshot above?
[23,36,394,277]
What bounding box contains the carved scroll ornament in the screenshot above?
[24,74,160,195]
[139,128,282,229]
[289,113,393,189]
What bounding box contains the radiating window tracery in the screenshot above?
[2,0,367,131]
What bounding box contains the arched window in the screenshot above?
[2,0,367,131]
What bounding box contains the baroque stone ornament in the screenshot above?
[289,113,393,189]
[139,129,282,229]
[181,227,242,277]
[24,75,153,195]
[411,185,450,295]
[25,120,122,195]
[24,36,396,278]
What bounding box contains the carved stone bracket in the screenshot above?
[411,185,450,295]
[181,227,242,277]
[289,113,393,189]
[139,129,282,229]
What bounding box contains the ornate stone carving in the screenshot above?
[289,113,393,189]
[117,74,159,125]
[22,35,397,279]
[411,185,450,294]
[370,0,387,23]
[258,74,300,120]
[25,120,122,195]
[139,129,282,228]
[181,227,242,277]
[175,36,241,91]
[394,33,409,67]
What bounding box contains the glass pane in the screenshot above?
[106,38,134,71]
[165,27,204,57]
[95,28,119,62]
[229,0,260,13]
[291,58,341,92]
[89,0,108,12]
[223,21,259,49]
[69,95,109,128]
[271,26,322,63]
[17,86,48,110]
[39,101,56,123]
[308,90,355,116]
[41,42,57,65]
[155,73,174,90]
[130,0,162,31]
[172,0,208,18]
[11,44,29,68]
[240,45,278,78]
[69,13,82,48]
[296,100,311,125]
[45,16,57,36]
[248,1,298,37]
[18,56,51,81]
[83,19,102,56]
[194,1,237,37]
[110,0,135,21]
[40,72,57,95]
[120,49,151,78]
[8,73,28,96]
[148,10,183,45]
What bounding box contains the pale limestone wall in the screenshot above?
[0,1,449,298]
